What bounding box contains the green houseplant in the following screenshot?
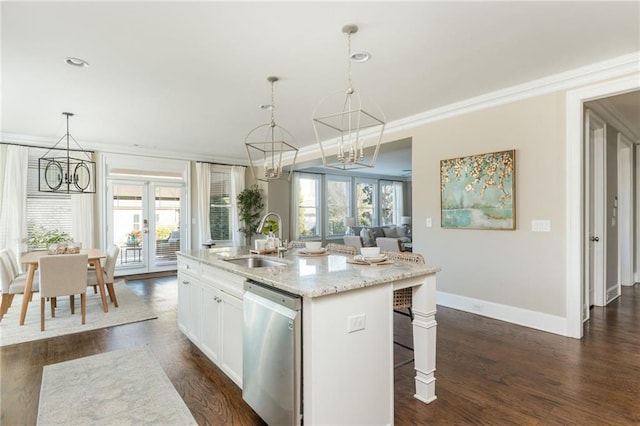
[237,184,264,248]
[27,226,72,250]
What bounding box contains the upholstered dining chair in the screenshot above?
[326,243,357,256]
[381,250,426,368]
[39,254,89,331]
[87,245,120,308]
[0,249,40,321]
[375,237,403,253]
[343,236,364,255]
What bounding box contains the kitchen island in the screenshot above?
[177,247,439,425]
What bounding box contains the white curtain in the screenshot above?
[71,193,95,248]
[195,162,211,246]
[0,145,29,257]
[230,165,246,246]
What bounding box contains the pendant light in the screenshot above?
[245,76,298,181]
[312,24,386,170]
[38,112,96,194]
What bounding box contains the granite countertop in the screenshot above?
[178,247,440,298]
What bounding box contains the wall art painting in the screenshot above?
[440,149,515,230]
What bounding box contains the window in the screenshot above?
[380,180,404,225]
[26,149,72,249]
[355,178,377,227]
[210,170,231,242]
[295,173,321,238]
[292,171,407,241]
[326,176,351,237]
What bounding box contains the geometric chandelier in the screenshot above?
[38,112,96,194]
[245,76,298,182]
[312,24,386,171]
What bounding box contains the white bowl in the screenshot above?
[305,242,322,251]
[361,247,381,258]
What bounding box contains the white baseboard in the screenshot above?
[436,291,568,337]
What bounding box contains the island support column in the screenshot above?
[406,272,437,403]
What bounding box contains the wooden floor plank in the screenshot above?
[1,276,638,425]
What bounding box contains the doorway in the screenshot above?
[567,76,639,338]
[99,153,190,277]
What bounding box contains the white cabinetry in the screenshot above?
[177,255,244,388]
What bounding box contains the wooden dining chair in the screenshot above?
[0,249,40,321]
[87,245,120,307]
[39,254,89,331]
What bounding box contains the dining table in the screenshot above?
[19,248,108,325]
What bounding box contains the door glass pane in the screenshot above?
[154,186,181,262]
[112,184,143,266]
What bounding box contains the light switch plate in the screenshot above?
[347,314,366,333]
[531,220,551,232]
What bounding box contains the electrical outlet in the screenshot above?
[347,314,366,333]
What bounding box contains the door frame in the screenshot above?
[584,109,606,316]
[617,133,634,287]
[566,74,639,338]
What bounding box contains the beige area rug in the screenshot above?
[37,345,197,425]
[0,281,157,347]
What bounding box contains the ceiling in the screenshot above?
[2,2,639,177]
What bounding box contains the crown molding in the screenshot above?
[0,132,249,166]
[298,52,640,161]
[586,99,640,143]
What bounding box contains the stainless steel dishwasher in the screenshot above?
[243,280,302,426]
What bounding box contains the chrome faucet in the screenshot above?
[256,212,283,242]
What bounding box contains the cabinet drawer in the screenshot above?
[202,263,245,299]
[177,256,200,275]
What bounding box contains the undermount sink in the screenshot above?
[224,257,286,268]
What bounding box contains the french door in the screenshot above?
[107,179,185,275]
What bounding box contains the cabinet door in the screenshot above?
[177,272,192,334]
[189,280,203,344]
[221,291,243,387]
[200,284,221,363]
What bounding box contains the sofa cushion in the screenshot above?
[382,226,398,237]
[370,227,385,239]
[395,226,407,237]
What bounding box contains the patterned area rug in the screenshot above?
[0,281,157,347]
[37,345,197,425]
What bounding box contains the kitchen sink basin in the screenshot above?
[224,257,286,268]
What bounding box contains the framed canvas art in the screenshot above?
[440,149,516,230]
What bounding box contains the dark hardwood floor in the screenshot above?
[1,276,638,425]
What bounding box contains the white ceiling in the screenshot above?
[2,1,639,176]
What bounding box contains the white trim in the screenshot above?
[566,73,640,339]
[588,99,640,142]
[299,52,640,159]
[436,291,567,337]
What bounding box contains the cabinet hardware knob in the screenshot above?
[182,280,190,285]
[591,236,600,242]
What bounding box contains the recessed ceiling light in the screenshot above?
[65,57,89,68]
[350,51,370,62]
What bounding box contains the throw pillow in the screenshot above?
[359,227,375,247]
[395,226,407,237]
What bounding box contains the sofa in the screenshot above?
[351,225,411,247]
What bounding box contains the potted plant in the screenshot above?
[237,184,264,248]
[27,226,72,251]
